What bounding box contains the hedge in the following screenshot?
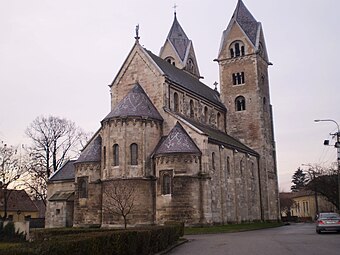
[2,224,183,255]
[35,225,183,255]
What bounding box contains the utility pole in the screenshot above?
[314,119,340,212]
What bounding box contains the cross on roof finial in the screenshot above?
[213,81,218,91]
[173,3,178,16]
[134,24,140,41]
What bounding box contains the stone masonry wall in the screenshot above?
[101,178,155,227]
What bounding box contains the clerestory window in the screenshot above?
[190,100,194,118]
[174,92,179,112]
[204,106,208,123]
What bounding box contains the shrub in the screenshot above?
[0,221,26,242]
[33,224,182,255]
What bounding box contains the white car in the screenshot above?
[316,212,340,234]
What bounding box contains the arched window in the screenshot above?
[130,143,138,165]
[190,100,194,118]
[187,58,194,72]
[212,152,215,170]
[113,144,119,166]
[174,92,179,112]
[103,146,107,168]
[204,106,208,123]
[235,96,246,111]
[78,177,88,198]
[162,172,172,195]
[227,156,230,175]
[229,41,245,58]
[217,112,221,128]
[165,57,176,66]
[240,159,244,175]
[251,162,255,177]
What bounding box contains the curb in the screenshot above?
[157,238,188,255]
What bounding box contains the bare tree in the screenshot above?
[307,167,339,210]
[25,115,89,178]
[0,142,24,220]
[24,115,90,204]
[279,192,295,218]
[20,150,48,204]
[103,180,136,229]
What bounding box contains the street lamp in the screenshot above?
[314,119,340,212]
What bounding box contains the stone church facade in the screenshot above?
[46,0,280,228]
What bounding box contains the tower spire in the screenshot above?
[159,11,201,79]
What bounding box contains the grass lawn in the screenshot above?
[184,222,284,235]
[0,242,23,249]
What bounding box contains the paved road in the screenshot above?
[168,223,340,255]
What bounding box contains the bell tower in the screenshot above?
[217,0,279,220]
[159,12,201,79]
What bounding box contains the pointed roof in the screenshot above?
[154,122,201,155]
[49,159,76,182]
[167,14,190,61]
[75,135,102,164]
[103,83,163,121]
[232,0,259,46]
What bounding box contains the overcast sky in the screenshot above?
[1,0,339,192]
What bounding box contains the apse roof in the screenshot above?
[49,160,75,182]
[232,0,259,46]
[76,135,102,164]
[146,50,225,109]
[103,83,163,121]
[154,122,201,155]
[167,14,190,61]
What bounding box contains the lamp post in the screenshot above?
[314,119,340,212]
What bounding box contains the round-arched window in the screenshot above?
[229,41,245,58]
[235,96,246,111]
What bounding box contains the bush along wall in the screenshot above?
[32,224,183,255]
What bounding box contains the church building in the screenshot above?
[46,0,280,228]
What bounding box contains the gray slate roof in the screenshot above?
[154,122,201,155]
[233,0,259,46]
[183,117,258,156]
[48,191,74,202]
[146,50,225,109]
[167,14,190,61]
[49,160,75,182]
[103,83,163,121]
[76,135,102,164]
